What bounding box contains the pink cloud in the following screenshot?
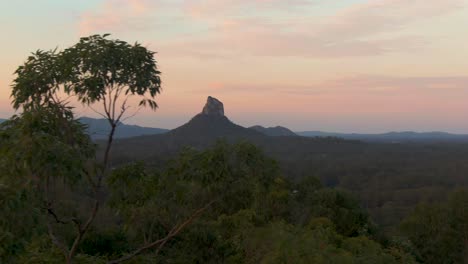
[78,0,464,57]
[157,0,462,58]
[195,75,468,95]
[78,0,165,35]
[184,0,310,19]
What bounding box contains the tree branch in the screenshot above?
[88,105,108,119]
[68,199,99,261]
[47,222,69,257]
[107,199,218,264]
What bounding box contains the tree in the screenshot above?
[3,34,162,263]
[105,141,288,262]
[401,189,468,264]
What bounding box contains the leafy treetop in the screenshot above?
[12,34,162,114]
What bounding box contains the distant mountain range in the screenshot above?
[1,106,467,142]
[297,131,468,142]
[0,117,169,139]
[78,117,168,140]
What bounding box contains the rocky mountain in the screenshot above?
[168,96,263,140]
[123,96,267,151]
[249,125,297,137]
[109,96,358,164]
[79,117,168,140]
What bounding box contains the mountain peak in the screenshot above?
[202,96,224,116]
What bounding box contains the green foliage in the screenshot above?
[62,34,161,108]
[106,141,288,250]
[401,188,468,264]
[11,49,64,110]
[0,105,94,262]
[238,221,415,264]
[12,34,161,111]
[0,104,95,184]
[16,235,107,264]
[291,175,373,237]
[104,142,413,262]
[2,34,164,263]
[162,141,286,218]
[0,181,43,262]
[79,229,129,258]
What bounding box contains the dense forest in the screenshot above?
[1,35,467,263]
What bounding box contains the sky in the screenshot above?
[1,0,468,133]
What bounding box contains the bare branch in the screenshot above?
[115,96,130,124]
[44,177,69,260]
[46,206,68,225]
[102,92,110,121]
[121,105,143,123]
[47,222,69,257]
[88,105,108,119]
[107,199,218,264]
[68,199,99,260]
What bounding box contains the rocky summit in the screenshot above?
[202,96,224,116]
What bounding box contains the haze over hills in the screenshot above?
[1,108,467,142]
[78,117,168,140]
[297,131,468,142]
[0,116,168,139]
[1,97,467,142]
[98,96,468,142]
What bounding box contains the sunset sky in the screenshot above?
[1,0,468,133]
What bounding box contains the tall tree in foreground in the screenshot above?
[3,34,162,263]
